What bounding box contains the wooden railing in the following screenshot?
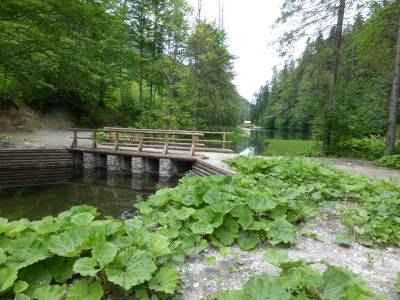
[70,128,233,156]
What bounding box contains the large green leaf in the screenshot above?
[92,242,118,267]
[0,267,18,292]
[66,279,103,300]
[3,219,30,237]
[105,247,157,290]
[263,249,289,266]
[73,257,99,277]
[146,233,171,257]
[190,221,215,235]
[267,218,297,245]
[321,265,374,299]
[0,247,7,265]
[20,263,52,287]
[13,280,29,294]
[174,207,196,221]
[0,217,8,234]
[31,284,67,300]
[238,231,260,250]
[335,233,353,247]
[395,273,400,293]
[43,256,75,283]
[5,237,48,271]
[46,226,90,257]
[70,212,95,226]
[213,217,239,246]
[247,193,277,212]
[148,266,178,294]
[232,206,254,230]
[194,207,224,228]
[31,217,61,235]
[244,275,291,300]
[218,290,251,300]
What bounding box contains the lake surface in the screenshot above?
[0,168,179,220]
[234,129,313,155]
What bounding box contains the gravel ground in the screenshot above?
[178,209,400,299]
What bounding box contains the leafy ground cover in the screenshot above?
[0,157,399,299]
[228,157,400,247]
[217,249,387,300]
[375,155,400,169]
[334,136,400,160]
[264,139,317,156]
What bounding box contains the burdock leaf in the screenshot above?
[218,290,251,300]
[148,266,179,294]
[73,257,99,277]
[70,212,95,226]
[335,233,352,247]
[0,267,18,292]
[13,280,29,293]
[31,284,67,300]
[0,248,7,265]
[247,193,277,212]
[105,247,156,290]
[263,249,289,266]
[214,217,239,246]
[267,218,297,245]
[66,279,103,300]
[31,217,60,235]
[238,231,260,250]
[43,256,75,283]
[92,242,118,267]
[244,275,291,300]
[46,226,90,257]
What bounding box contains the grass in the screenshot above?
[265,139,317,156]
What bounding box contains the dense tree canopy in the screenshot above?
[0,0,247,130]
[254,0,400,151]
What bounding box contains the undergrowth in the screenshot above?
[0,157,398,299]
[375,155,400,169]
[228,157,400,246]
[217,250,388,300]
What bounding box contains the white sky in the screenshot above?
[187,0,285,102]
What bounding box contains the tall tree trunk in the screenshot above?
[385,15,400,155]
[323,0,345,154]
[139,15,144,105]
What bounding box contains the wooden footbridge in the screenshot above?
[69,127,236,177]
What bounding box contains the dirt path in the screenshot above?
[312,157,400,181]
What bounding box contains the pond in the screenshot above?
[0,167,179,221]
[234,129,314,155]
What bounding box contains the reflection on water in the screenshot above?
[0,168,179,220]
[235,129,312,155]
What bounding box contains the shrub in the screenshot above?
[375,155,400,169]
[334,136,392,160]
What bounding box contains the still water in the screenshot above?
[234,129,313,155]
[0,168,179,220]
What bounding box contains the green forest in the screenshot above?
[0,0,251,130]
[254,0,400,157]
[2,0,400,299]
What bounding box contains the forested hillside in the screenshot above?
[0,0,246,130]
[254,0,400,151]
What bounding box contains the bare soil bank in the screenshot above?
[0,104,72,132]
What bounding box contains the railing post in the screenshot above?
[138,134,143,153]
[114,132,119,150]
[163,134,169,155]
[93,129,97,149]
[222,133,227,149]
[190,135,196,156]
[71,130,77,148]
